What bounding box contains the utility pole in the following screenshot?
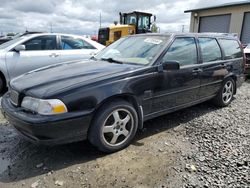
[181,25,185,33]
[99,12,102,28]
[50,23,53,33]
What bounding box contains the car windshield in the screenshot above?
[0,37,25,50]
[95,35,170,65]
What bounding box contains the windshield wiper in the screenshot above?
[101,58,123,64]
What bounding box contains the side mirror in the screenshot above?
[14,45,26,52]
[158,60,180,72]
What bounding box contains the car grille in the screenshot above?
[10,90,19,106]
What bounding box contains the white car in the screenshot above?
[0,33,105,93]
[244,43,250,75]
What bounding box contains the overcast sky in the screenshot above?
[0,0,245,35]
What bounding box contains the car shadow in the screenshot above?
[0,99,226,183]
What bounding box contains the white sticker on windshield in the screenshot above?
[144,38,163,45]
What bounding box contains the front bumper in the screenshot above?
[1,95,93,145]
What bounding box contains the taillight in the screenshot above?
[240,42,246,72]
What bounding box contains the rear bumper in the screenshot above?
[245,64,250,75]
[1,95,93,145]
[236,73,246,88]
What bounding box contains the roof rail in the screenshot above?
[200,32,238,37]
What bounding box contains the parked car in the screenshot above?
[0,33,105,93]
[0,36,12,45]
[244,43,250,75]
[1,33,245,153]
[0,32,45,45]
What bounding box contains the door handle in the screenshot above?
[192,68,202,74]
[49,53,59,57]
[220,63,226,68]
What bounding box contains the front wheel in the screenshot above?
[0,77,5,95]
[212,77,235,107]
[88,100,138,153]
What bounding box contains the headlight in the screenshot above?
[21,97,68,115]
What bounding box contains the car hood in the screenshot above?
[10,60,142,97]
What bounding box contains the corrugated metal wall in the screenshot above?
[199,14,231,33]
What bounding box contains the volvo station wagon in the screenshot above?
[1,33,245,153]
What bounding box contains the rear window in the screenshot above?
[198,38,222,62]
[61,36,96,50]
[219,39,242,59]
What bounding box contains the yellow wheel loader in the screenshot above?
[98,11,154,46]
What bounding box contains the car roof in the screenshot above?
[24,33,89,38]
[127,32,239,40]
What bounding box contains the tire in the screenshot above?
[0,77,5,95]
[212,77,235,107]
[88,100,138,153]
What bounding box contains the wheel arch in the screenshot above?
[91,94,144,130]
[0,70,7,93]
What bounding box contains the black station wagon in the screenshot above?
[2,33,246,153]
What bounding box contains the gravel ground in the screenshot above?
[0,79,249,188]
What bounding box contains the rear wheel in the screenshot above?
[88,100,138,153]
[212,77,235,107]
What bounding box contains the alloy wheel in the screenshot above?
[222,80,233,104]
[102,108,134,147]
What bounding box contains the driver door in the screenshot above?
[151,37,201,114]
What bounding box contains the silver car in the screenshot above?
[0,33,105,93]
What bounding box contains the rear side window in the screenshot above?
[61,36,96,50]
[163,37,197,66]
[198,38,222,62]
[23,36,57,51]
[219,39,242,59]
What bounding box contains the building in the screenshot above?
[185,1,250,44]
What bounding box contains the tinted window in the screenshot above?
[61,36,95,50]
[198,38,222,62]
[23,36,57,51]
[163,37,197,66]
[219,39,242,59]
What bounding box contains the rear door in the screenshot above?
[150,37,201,114]
[5,35,61,79]
[58,35,98,62]
[198,38,243,99]
[197,37,225,99]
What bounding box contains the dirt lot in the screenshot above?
[0,80,249,188]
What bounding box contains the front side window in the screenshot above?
[163,37,197,66]
[138,15,150,30]
[23,36,57,51]
[219,39,242,59]
[61,36,96,50]
[198,38,222,62]
[125,14,137,25]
